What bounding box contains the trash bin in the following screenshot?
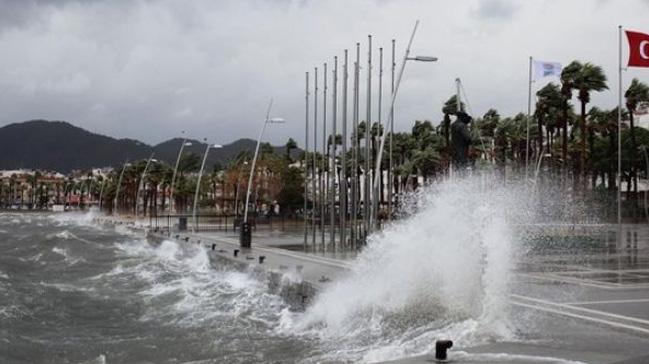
[178,217,187,231]
[240,221,251,248]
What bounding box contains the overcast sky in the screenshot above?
[1,0,648,146]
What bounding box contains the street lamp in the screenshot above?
[135,154,158,218]
[371,20,437,230]
[192,141,223,231]
[240,101,285,248]
[170,134,193,214]
[406,56,438,62]
[113,161,131,214]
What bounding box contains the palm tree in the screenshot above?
[560,61,582,172]
[573,62,608,183]
[535,83,562,156]
[625,78,649,211]
[285,138,298,161]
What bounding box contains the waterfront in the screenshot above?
[3,179,649,363]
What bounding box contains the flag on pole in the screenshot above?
[626,30,649,68]
[532,60,562,80]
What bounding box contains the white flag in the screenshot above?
[533,60,562,80]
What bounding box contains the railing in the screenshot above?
[148,212,304,233]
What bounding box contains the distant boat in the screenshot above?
[52,204,65,212]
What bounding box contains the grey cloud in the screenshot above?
[472,0,518,20]
[0,0,648,147]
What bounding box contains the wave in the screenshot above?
[286,176,532,363]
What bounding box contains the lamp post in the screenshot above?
[371,20,438,231]
[170,133,192,214]
[240,100,285,247]
[192,141,222,231]
[113,161,131,214]
[135,154,157,218]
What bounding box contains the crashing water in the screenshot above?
[0,211,316,364]
[284,177,530,363]
[1,177,587,364]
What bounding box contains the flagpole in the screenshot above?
[526,56,533,181]
[617,25,623,239]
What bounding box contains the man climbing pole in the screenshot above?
[450,111,473,169]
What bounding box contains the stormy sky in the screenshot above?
[0,0,648,146]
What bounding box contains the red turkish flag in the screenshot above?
[626,30,649,68]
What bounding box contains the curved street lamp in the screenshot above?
[241,99,285,247]
[113,161,131,214]
[170,133,192,214]
[192,141,223,231]
[372,20,438,230]
[135,154,158,218]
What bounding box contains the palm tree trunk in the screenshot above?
[580,100,587,189]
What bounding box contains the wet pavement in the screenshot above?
[171,224,649,364]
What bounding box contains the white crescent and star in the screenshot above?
[640,40,649,60]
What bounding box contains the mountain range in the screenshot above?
[0,120,298,173]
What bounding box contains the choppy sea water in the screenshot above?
[0,212,321,364]
[1,179,592,364]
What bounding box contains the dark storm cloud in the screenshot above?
[0,0,648,147]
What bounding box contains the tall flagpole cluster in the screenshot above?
[303,29,418,251]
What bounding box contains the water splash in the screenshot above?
[291,176,531,362]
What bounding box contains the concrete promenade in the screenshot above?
[102,216,649,364]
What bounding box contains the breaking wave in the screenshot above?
[286,176,531,363]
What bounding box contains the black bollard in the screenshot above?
[259,256,266,264]
[435,340,453,361]
[211,243,216,251]
[233,249,239,257]
[239,221,251,248]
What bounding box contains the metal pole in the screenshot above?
[364,35,372,238]
[388,39,395,221]
[244,100,273,223]
[617,25,623,238]
[170,132,187,213]
[113,160,129,214]
[373,21,420,218]
[136,153,155,217]
[304,71,310,250]
[351,44,360,249]
[341,50,348,249]
[98,178,106,211]
[526,56,533,181]
[330,56,338,250]
[192,142,211,231]
[312,67,318,249]
[456,78,462,112]
[321,62,327,250]
[372,47,383,228]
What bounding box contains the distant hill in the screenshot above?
[0,120,299,173]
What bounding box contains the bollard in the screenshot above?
[234,249,239,257]
[211,243,216,250]
[259,256,266,264]
[435,340,453,361]
[239,221,252,248]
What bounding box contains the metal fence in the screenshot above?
[148,213,304,233]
